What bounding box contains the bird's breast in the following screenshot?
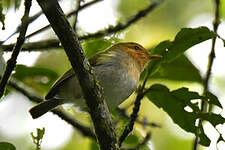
[94,60,139,109]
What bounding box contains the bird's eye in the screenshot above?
[133,46,140,51]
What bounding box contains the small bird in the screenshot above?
[29,42,161,119]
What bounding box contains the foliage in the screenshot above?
[0,142,16,150]
[147,26,215,76]
[146,84,224,146]
[12,64,59,95]
[30,128,45,150]
[0,0,225,149]
[1,0,22,9]
[143,26,224,147]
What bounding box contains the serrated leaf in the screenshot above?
[148,26,215,77]
[146,84,224,146]
[0,142,16,150]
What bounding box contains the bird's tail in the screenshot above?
[29,98,63,119]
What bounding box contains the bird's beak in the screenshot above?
[149,54,162,59]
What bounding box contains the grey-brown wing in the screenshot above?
[45,49,111,100]
[45,68,75,100]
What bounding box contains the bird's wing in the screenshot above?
[45,68,75,100]
[45,49,113,100]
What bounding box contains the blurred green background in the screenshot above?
[0,0,225,150]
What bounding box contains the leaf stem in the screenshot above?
[193,0,220,149]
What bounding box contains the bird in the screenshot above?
[29,42,161,119]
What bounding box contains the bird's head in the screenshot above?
[109,42,162,71]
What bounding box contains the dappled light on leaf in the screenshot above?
[146,84,224,146]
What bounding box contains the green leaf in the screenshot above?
[166,27,215,62]
[199,113,225,127]
[31,128,45,150]
[82,37,120,58]
[12,65,59,94]
[123,134,140,146]
[0,142,16,150]
[146,84,225,146]
[1,0,22,9]
[90,140,100,150]
[204,91,222,108]
[148,26,216,77]
[150,54,202,83]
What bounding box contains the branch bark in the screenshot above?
[0,0,163,52]
[193,0,220,149]
[36,0,118,149]
[0,0,32,98]
[26,0,102,39]
[6,77,96,139]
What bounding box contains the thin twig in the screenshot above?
[1,0,163,52]
[79,0,164,41]
[118,56,160,147]
[6,77,96,139]
[51,109,96,139]
[0,11,42,45]
[0,0,32,98]
[118,87,145,147]
[73,0,82,30]
[36,0,118,149]
[25,0,102,39]
[1,39,62,52]
[117,107,161,128]
[193,0,220,149]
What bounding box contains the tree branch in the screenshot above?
[1,39,62,52]
[118,87,145,147]
[6,77,96,139]
[118,50,163,146]
[0,11,42,45]
[193,0,220,149]
[25,0,102,39]
[0,0,32,98]
[72,0,82,30]
[0,0,163,52]
[36,0,118,149]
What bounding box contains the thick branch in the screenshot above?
[36,0,118,149]
[193,0,220,149]
[0,0,32,98]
